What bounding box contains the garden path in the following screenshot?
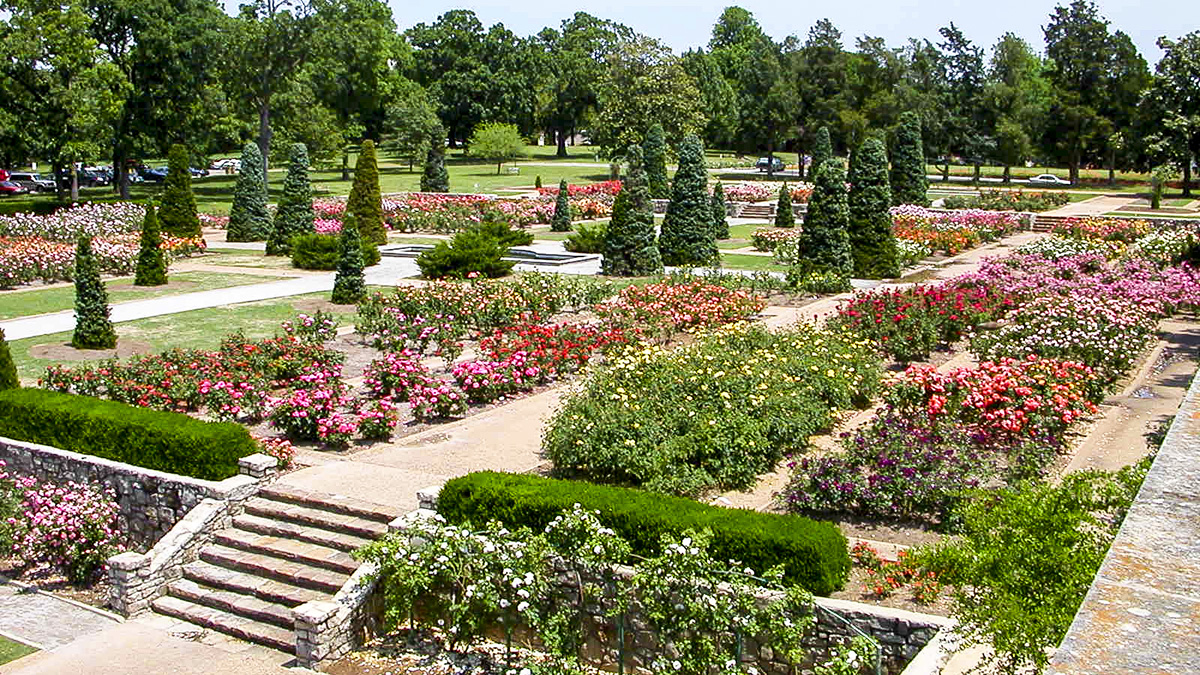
[0,581,117,652]
[1041,194,1139,217]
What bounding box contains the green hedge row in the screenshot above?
[0,389,257,480]
[438,471,850,595]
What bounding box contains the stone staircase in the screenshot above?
[738,204,775,219]
[151,484,397,654]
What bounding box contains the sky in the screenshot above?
[373,0,1198,66]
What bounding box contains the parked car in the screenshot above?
[1028,173,1071,187]
[138,165,168,182]
[9,172,57,193]
[189,167,209,178]
[0,181,29,196]
[0,170,9,182]
[755,156,784,173]
[209,158,240,171]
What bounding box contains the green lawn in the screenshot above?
[0,636,37,665]
[0,271,285,320]
[719,252,782,272]
[1105,211,1200,219]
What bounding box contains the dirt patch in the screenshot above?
[829,565,953,617]
[293,298,354,315]
[30,339,153,362]
[0,559,110,610]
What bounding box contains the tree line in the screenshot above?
[1,0,1197,195]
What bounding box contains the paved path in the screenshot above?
[1042,195,1139,217]
[0,582,117,651]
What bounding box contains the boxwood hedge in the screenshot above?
[0,388,257,480]
[438,471,850,595]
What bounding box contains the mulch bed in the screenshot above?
[0,559,110,610]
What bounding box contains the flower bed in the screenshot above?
[942,190,1069,212]
[0,234,206,288]
[536,180,622,197]
[593,280,766,339]
[1051,216,1150,243]
[0,202,144,241]
[722,182,813,204]
[751,227,803,252]
[891,206,1024,254]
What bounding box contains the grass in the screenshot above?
[0,271,285,320]
[1105,211,1200,219]
[195,249,302,270]
[0,636,37,665]
[719,252,782,272]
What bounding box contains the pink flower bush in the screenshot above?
[408,379,468,421]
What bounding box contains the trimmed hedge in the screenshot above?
[0,389,257,480]
[291,232,380,270]
[439,471,850,595]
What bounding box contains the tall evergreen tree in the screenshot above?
[710,181,729,239]
[849,137,900,278]
[802,161,853,276]
[551,180,572,232]
[659,135,717,266]
[602,145,663,276]
[159,144,201,238]
[420,125,450,193]
[267,143,314,256]
[643,123,670,199]
[890,112,929,206]
[331,214,367,304]
[72,237,117,349]
[811,126,833,174]
[227,142,271,242]
[134,202,167,286]
[0,328,17,391]
[347,140,386,246]
[775,183,795,228]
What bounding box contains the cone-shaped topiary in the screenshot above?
[267,143,314,256]
[534,175,542,189]
[134,202,167,286]
[421,125,450,193]
[227,142,271,242]
[849,136,900,278]
[602,145,663,276]
[159,144,201,238]
[331,214,366,304]
[643,123,669,200]
[348,140,386,246]
[710,181,729,239]
[775,183,795,228]
[0,328,17,391]
[551,180,572,232]
[802,161,853,276]
[812,126,832,176]
[890,111,928,206]
[72,237,117,349]
[659,135,717,267]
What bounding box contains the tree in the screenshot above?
[603,144,662,276]
[551,179,572,232]
[796,21,849,174]
[659,135,716,267]
[346,139,385,246]
[775,184,795,228]
[383,81,441,171]
[159,144,201,238]
[937,23,991,182]
[421,124,450,192]
[643,123,670,200]
[984,33,1049,184]
[331,214,366,304]
[802,161,853,276]
[1142,32,1200,196]
[848,137,899,278]
[732,36,795,168]
[267,143,314,255]
[710,182,729,239]
[134,202,167,286]
[0,327,16,391]
[468,122,525,174]
[812,126,833,173]
[890,112,929,205]
[72,237,117,349]
[681,49,739,149]
[227,142,271,242]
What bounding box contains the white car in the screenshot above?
[209,158,241,171]
[1027,173,1071,187]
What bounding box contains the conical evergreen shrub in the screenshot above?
[331,214,366,304]
[134,202,167,286]
[891,111,928,206]
[551,180,572,232]
[643,123,669,200]
[72,237,117,349]
[159,144,201,238]
[227,142,271,242]
[348,140,386,246]
[802,161,853,276]
[849,137,900,278]
[0,328,17,391]
[267,143,314,256]
[775,184,795,228]
[534,175,542,189]
[710,181,729,239]
[659,135,717,267]
[812,126,833,176]
[602,145,663,276]
[421,126,450,193]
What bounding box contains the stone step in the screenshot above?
[233,513,375,554]
[152,595,294,653]
[243,497,389,541]
[213,529,359,575]
[200,544,347,594]
[258,484,398,524]
[182,560,329,608]
[166,578,295,630]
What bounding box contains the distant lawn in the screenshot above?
[0,271,285,320]
[0,636,37,665]
[720,252,781,272]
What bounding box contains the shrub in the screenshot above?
[801,160,853,275]
[775,183,795,228]
[601,144,662,276]
[659,135,717,267]
[134,202,167,286]
[0,328,17,391]
[550,179,571,232]
[72,237,117,349]
[470,219,533,247]
[11,475,121,583]
[0,388,257,479]
[348,140,386,245]
[331,215,367,304]
[848,137,899,278]
[420,125,450,193]
[811,126,832,176]
[889,112,927,207]
[643,122,669,199]
[710,181,729,239]
[226,142,271,242]
[438,470,851,594]
[266,142,314,256]
[417,226,515,280]
[564,221,606,253]
[291,232,380,270]
[159,144,201,237]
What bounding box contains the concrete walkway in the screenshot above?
[1042,195,1139,217]
[0,582,117,651]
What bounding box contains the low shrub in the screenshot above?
[564,221,606,253]
[417,226,515,280]
[438,471,851,594]
[0,388,257,480]
[291,233,379,270]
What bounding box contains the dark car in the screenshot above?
[0,181,29,196]
[138,166,168,182]
[755,156,784,173]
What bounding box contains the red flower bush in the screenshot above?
[480,319,631,377]
[595,281,766,337]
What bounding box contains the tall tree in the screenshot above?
[802,161,853,276]
[796,20,849,167]
[659,135,716,267]
[848,137,899,279]
[331,214,366,304]
[938,23,991,182]
[734,36,795,167]
[227,142,271,242]
[643,123,670,200]
[775,184,795,228]
[267,143,314,255]
[984,34,1049,183]
[890,112,928,205]
[159,144,201,238]
[681,49,739,149]
[72,237,117,349]
[710,182,729,240]
[382,80,441,172]
[602,145,662,276]
[468,122,525,174]
[346,140,385,246]
[134,202,167,286]
[421,124,450,192]
[1142,33,1200,196]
